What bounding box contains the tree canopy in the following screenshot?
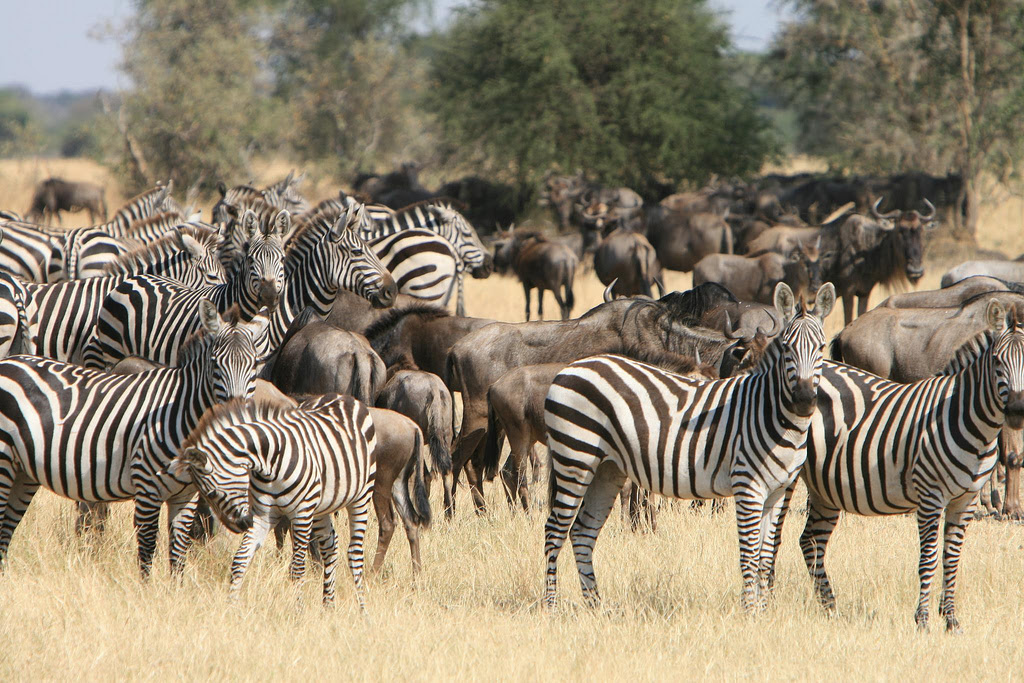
[425,0,775,197]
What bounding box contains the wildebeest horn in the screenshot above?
[603,279,618,303]
[821,202,854,225]
[871,196,900,220]
[759,308,781,338]
[912,198,937,222]
[723,311,744,340]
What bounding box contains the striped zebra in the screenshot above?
[170,394,399,608]
[7,225,225,364]
[370,229,460,306]
[115,211,199,248]
[362,199,492,316]
[81,210,285,370]
[83,207,396,370]
[94,183,177,239]
[264,171,311,214]
[0,219,126,281]
[542,283,835,612]
[0,301,270,576]
[763,300,1024,632]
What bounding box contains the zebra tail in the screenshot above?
[425,393,452,475]
[483,394,504,480]
[829,335,844,362]
[546,436,556,513]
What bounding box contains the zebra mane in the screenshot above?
[393,196,468,215]
[103,224,220,275]
[284,212,340,255]
[184,397,292,451]
[114,185,168,215]
[117,211,186,241]
[941,331,994,376]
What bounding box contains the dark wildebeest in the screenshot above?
[832,290,1024,518]
[644,208,733,273]
[692,240,822,305]
[27,178,107,226]
[375,369,455,515]
[492,229,577,320]
[941,261,1024,288]
[436,176,522,236]
[594,228,664,298]
[264,320,386,404]
[445,293,762,516]
[539,170,589,230]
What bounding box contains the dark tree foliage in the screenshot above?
[425,0,774,198]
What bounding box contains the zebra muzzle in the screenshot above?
[1005,393,1024,429]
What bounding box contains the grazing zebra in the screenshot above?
[171,393,397,608]
[0,301,270,576]
[81,211,286,369]
[7,225,225,364]
[542,283,834,612]
[370,229,460,306]
[363,199,493,316]
[763,300,1024,632]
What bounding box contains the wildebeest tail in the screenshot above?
[425,393,452,475]
[564,257,576,314]
[721,221,734,255]
[393,424,432,529]
[483,391,504,480]
[829,334,844,362]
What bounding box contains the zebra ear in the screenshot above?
[241,210,258,240]
[987,300,1008,334]
[329,216,346,242]
[813,283,836,321]
[773,282,797,323]
[217,181,227,199]
[169,447,209,478]
[178,232,204,259]
[271,210,290,237]
[199,299,222,334]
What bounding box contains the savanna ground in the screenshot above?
[1,157,1024,680]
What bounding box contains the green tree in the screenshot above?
[424,0,775,198]
[117,0,283,191]
[769,1,1024,240]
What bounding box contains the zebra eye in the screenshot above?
[351,247,363,256]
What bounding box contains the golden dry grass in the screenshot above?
[2,158,1024,680]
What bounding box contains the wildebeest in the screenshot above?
[693,240,822,304]
[941,260,1024,288]
[445,293,761,516]
[26,177,107,225]
[594,229,664,299]
[492,229,577,320]
[375,369,455,513]
[539,170,589,230]
[644,208,733,273]
[437,176,523,236]
[881,276,1016,308]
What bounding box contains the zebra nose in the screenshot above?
[373,279,397,308]
[237,512,253,531]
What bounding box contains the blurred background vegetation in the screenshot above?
[1,0,1022,239]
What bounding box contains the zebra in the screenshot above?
[7,225,225,364]
[115,211,200,248]
[83,206,397,371]
[94,182,178,239]
[0,301,270,577]
[762,299,1024,632]
[81,210,286,370]
[370,229,460,306]
[542,282,835,612]
[263,171,311,214]
[362,199,493,315]
[0,219,125,282]
[169,394,404,608]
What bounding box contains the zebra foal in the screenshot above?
[542,282,834,611]
[171,394,391,609]
[766,299,1024,632]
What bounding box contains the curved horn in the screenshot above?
[723,311,744,340]
[821,201,855,225]
[603,278,619,303]
[871,196,900,220]
[694,347,702,366]
[914,198,936,222]
[759,308,782,338]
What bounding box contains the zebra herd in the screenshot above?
[0,174,1019,633]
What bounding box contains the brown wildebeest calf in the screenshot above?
[493,229,577,320]
[27,177,107,225]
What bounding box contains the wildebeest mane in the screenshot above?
[363,304,450,367]
[657,283,738,324]
[617,345,719,378]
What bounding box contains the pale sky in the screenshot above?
[0,0,791,94]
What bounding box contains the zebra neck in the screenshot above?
[272,252,336,348]
[217,265,260,314]
[952,352,1004,439]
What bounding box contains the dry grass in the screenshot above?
[2,158,1024,680]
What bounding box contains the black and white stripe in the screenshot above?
[370,229,460,306]
[0,302,270,577]
[542,283,834,612]
[171,394,378,608]
[768,300,1024,632]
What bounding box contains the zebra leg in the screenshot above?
[345,490,373,612]
[230,512,273,598]
[0,473,38,563]
[914,500,945,631]
[544,458,600,609]
[939,494,976,634]
[759,480,798,594]
[570,462,627,607]
[523,284,531,322]
[166,493,200,577]
[734,493,770,612]
[289,515,313,584]
[455,273,466,317]
[799,499,841,612]
[313,515,339,607]
[134,494,165,579]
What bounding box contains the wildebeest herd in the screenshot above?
[0,168,1019,634]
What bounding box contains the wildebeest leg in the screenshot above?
[537,287,545,320]
[370,477,397,576]
[552,287,567,320]
[523,283,532,321]
[449,425,487,517]
[628,483,656,532]
[857,292,871,319]
[500,448,530,512]
[842,293,856,326]
[1000,425,1023,519]
[465,456,487,514]
[75,501,110,536]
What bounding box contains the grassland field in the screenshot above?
[0,157,1023,680]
